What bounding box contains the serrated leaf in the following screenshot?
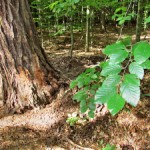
[95,86,116,104]
[120,82,140,107]
[103,75,121,86]
[107,94,125,116]
[129,62,144,79]
[73,90,87,102]
[109,50,128,64]
[141,60,150,69]
[103,43,126,56]
[133,41,150,64]
[123,74,140,86]
[101,63,122,77]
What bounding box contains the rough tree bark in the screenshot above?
[0,0,60,113]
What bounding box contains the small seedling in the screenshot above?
[66,112,79,126]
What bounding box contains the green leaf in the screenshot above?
[119,37,132,47]
[115,7,127,13]
[88,110,95,118]
[73,90,87,102]
[119,19,125,25]
[102,144,116,150]
[120,76,140,106]
[90,90,96,95]
[123,74,140,86]
[103,43,126,56]
[88,99,96,110]
[80,105,88,113]
[145,16,150,23]
[85,68,95,73]
[124,15,131,21]
[129,62,144,79]
[95,86,116,104]
[91,84,99,90]
[103,75,121,86]
[70,80,77,89]
[74,0,79,3]
[107,94,125,116]
[80,99,86,107]
[141,60,150,69]
[77,80,84,88]
[133,41,150,64]
[84,77,92,85]
[109,50,128,64]
[101,63,122,77]
[91,74,98,79]
[116,16,123,21]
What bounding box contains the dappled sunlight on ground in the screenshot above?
[0,25,150,149]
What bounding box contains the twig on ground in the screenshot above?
[65,137,94,150]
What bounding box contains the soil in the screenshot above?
[0,25,150,150]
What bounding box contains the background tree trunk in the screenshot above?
[0,0,60,113]
[100,10,106,32]
[85,5,90,52]
[136,0,144,42]
[69,13,74,57]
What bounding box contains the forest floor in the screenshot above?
[0,25,150,150]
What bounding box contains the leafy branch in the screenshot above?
[70,38,150,117]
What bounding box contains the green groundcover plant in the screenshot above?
[70,38,150,117]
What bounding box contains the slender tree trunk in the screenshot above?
[90,9,94,49]
[80,3,84,40]
[69,14,74,57]
[85,5,90,52]
[136,0,144,42]
[100,10,106,32]
[0,0,60,113]
[81,2,84,33]
[55,14,59,32]
[143,0,149,30]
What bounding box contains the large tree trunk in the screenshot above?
[0,0,60,113]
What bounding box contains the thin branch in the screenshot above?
[117,0,133,41]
